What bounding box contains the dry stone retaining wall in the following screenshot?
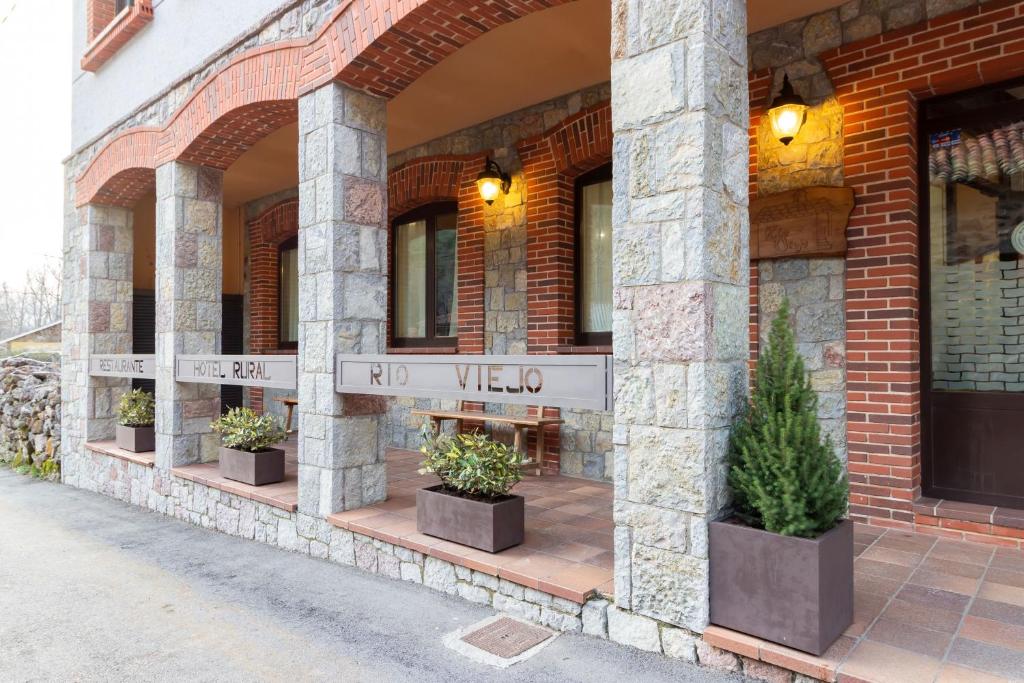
[0,358,61,468]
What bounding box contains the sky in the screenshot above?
[0,0,71,289]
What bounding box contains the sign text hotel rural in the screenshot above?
[176,355,297,390]
[335,354,612,411]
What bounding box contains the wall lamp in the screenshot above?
[767,74,808,146]
[477,157,511,205]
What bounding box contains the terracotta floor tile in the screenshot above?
[860,544,927,568]
[583,550,614,570]
[879,597,966,634]
[895,584,972,613]
[759,638,847,681]
[855,557,915,582]
[946,638,1024,680]
[855,572,903,598]
[865,616,954,658]
[544,541,605,563]
[935,663,1014,683]
[991,549,1024,573]
[538,563,611,602]
[985,567,1024,590]
[919,557,989,580]
[929,541,995,567]
[838,640,942,683]
[958,615,1024,652]
[908,567,982,596]
[976,581,1024,608]
[875,530,937,553]
[845,591,889,638]
[969,597,1024,627]
[703,626,764,659]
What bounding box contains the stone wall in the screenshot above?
[0,358,61,468]
[750,8,849,464]
[385,82,615,481]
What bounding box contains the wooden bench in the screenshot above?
[411,404,562,476]
[272,396,298,439]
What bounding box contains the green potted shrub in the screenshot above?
[211,407,286,486]
[417,426,524,553]
[116,388,155,453]
[710,299,852,656]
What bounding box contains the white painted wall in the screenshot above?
[71,0,289,151]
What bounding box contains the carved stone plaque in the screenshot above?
[750,186,854,260]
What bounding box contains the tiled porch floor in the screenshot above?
[170,438,299,512]
[707,524,1024,682]
[328,448,614,603]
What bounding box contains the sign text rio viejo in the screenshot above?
[175,355,297,390]
[335,354,612,411]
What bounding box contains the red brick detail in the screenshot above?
[518,102,612,355]
[748,70,771,382]
[247,199,299,414]
[386,155,487,354]
[82,0,153,72]
[76,129,159,207]
[811,0,1024,527]
[913,513,1023,548]
[77,0,570,206]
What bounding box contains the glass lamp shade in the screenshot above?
[477,176,502,205]
[768,103,808,146]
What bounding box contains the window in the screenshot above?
[392,203,459,347]
[575,164,613,346]
[115,0,133,12]
[278,237,298,349]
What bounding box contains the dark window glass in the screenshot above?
[278,237,298,349]
[575,164,613,346]
[115,0,133,12]
[392,203,458,347]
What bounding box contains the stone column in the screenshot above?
[296,82,388,517]
[154,161,223,470]
[610,0,749,632]
[61,202,134,483]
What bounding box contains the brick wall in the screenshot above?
[819,0,1024,526]
[750,0,1024,528]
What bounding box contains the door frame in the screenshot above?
[918,76,1024,506]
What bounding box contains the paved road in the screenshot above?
[0,469,747,682]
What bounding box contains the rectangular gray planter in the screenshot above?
[115,424,154,453]
[218,446,285,486]
[416,485,524,553]
[710,518,853,656]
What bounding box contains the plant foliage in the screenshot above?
[118,388,155,427]
[728,299,848,538]
[211,407,285,453]
[419,425,522,499]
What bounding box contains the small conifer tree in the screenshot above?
[728,299,848,538]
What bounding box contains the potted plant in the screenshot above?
[710,299,852,656]
[416,427,524,553]
[115,388,155,453]
[210,407,286,486]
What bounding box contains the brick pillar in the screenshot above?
[154,161,223,470]
[611,0,749,632]
[296,82,388,516]
[61,202,134,483]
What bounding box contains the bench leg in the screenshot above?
[284,404,295,440]
[535,425,545,477]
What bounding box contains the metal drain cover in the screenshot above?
[461,616,552,658]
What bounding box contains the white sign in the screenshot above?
[176,355,297,390]
[335,354,612,411]
[89,354,155,379]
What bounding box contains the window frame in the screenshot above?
[390,201,460,349]
[277,235,299,351]
[573,163,614,348]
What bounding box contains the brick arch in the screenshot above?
[813,0,1024,530]
[386,154,488,354]
[518,101,612,354]
[247,198,300,414]
[76,129,159,207]
[77,0,573,206]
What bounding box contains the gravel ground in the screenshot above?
[0,468,749,682]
